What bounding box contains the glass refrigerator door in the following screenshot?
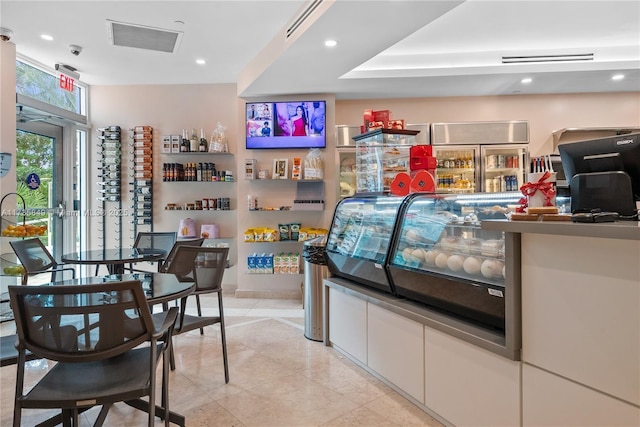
[432,145,479,193]
[481,145,528,193]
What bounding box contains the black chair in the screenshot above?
[123,231,177,274]
[9,280,179,427]
[165,245,229,382]
[159,238,205,273]
[9,238,76,286]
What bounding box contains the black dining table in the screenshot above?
[61,248,166,275]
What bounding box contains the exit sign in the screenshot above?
[59,74,75,92]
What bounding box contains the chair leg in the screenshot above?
[195,294,204,335]
[95,265,100,276]
[218,292,229,384]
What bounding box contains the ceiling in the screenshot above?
[1,0,639,100]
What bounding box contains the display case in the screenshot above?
[353,129,420,193]
[388,192,523,331]
[325,194,405,294]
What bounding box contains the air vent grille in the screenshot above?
[286,0,324,39]
[107,20,183,53]
[502,53,594,64]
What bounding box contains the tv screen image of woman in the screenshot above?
[246,101,326,149]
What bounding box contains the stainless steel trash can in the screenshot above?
[303,237,329,341]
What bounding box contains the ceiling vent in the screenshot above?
[502,53,594,64]
[286,0,324,39]
[106,20,183,53]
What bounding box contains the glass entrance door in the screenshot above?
[15,121,64,258]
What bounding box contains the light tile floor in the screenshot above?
[0,294,444,426]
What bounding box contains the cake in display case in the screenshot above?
[325,194,404,294]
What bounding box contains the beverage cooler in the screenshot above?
[431,121,529,193]
[325,194,405,294]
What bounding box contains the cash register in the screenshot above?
[559,132,640,220]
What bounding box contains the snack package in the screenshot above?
[304,149,324,180]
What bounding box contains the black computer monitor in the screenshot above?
[558,132,640,218]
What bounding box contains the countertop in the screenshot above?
[482,219,640,241]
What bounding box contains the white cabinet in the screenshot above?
[424,327,520,427]
[368,303,424,403]
[328,286,367,363]
[522,364,640,426]
[521,233,640,406]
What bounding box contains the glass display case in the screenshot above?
[325,194,404,293]
[326,192,570,331]
[353,129,420,193]
[387,192,523,331]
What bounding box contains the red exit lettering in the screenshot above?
[59,74,75,92]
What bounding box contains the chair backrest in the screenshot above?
[159,238,205,273]
[165,246,228,291]
[9,280,154,363]
[9,238,56,274]
[133,232,177,259]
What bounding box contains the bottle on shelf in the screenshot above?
[199,129,207,152]
[130,187,151,195]
[197,163,203,181]
[98,188,119,194]
[190,128,198,152]
[133,218,152,225]
[181,129,189,152]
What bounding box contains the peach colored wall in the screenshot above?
[89,84,239,287]
[335,92,640,155]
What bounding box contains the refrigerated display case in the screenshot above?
[431,121,529,193]
[387,192,522,331]
[325,194,404,294]
[325,191,570,332]
[353,129,420,193]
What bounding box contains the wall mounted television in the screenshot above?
[246,101,326,149]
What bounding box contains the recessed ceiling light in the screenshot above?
[196,59,206,65]
[612,74,625,81]
[324,39,337,48]
[521,77,532,84]
[41,34,53,41]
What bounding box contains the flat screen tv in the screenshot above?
[246,101,326,149]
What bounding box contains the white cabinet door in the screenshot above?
[367,303,424,403]
[523,364,640,426]
[328,287,367,363]
[424,327,521,427]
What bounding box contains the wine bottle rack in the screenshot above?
[97,126,122,248]
[129,126,153,238]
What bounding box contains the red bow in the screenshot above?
[516,171,556,212]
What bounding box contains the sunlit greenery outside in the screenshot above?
[16,60,82,113]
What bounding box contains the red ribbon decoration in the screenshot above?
[516,171,556,212]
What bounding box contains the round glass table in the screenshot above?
[61,248,166,275]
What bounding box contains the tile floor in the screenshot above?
[0,294,444,426]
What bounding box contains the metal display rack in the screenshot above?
[129,126,153,238]
[96,126,122,248]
